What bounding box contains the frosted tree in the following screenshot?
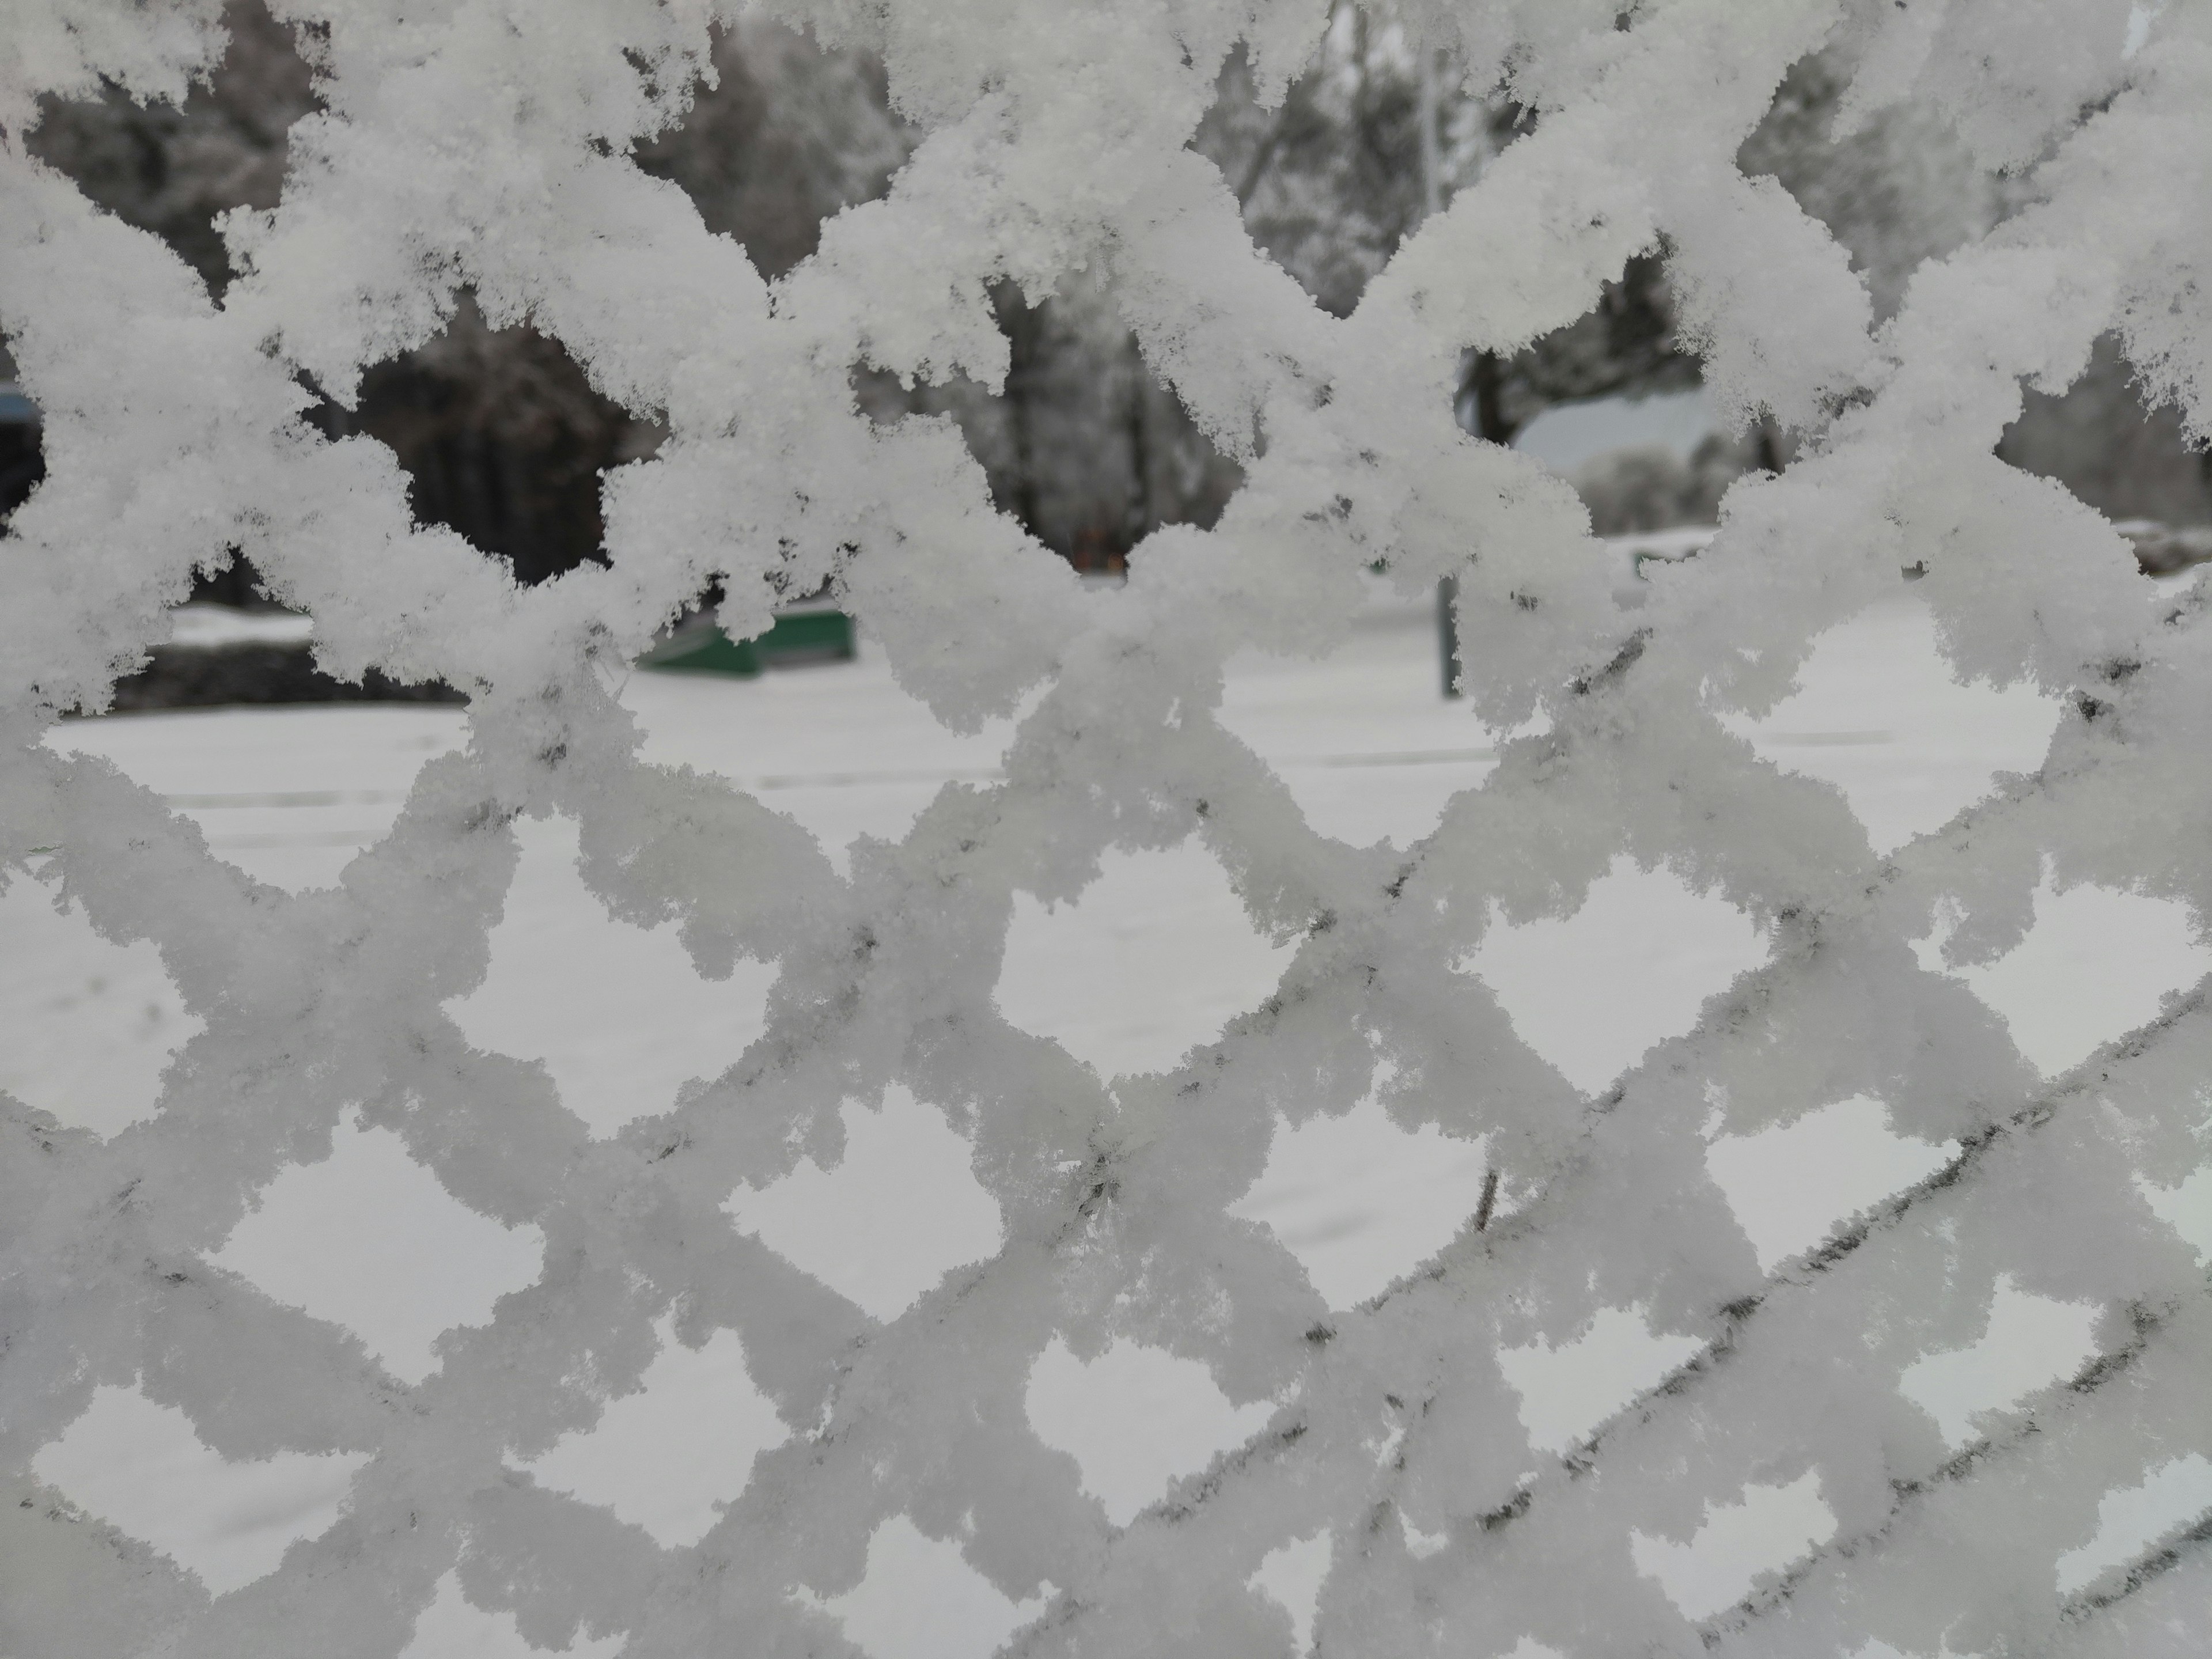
[3,2,2211,1657]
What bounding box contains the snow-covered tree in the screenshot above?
[3,2,2211,1657]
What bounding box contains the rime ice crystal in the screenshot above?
[3,2,2211,1656]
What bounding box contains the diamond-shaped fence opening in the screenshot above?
[1921,876,2212,1077]
[402,1572,626,1659]
[810,1515,1051,1659]
[0,874,199,1137]
[1023,1338,1277,1528]
[513,1317,787,1551]
[856,275,1249,578]
[724,1086,1004,1322]
[1703,1096,1955,1274]
[1630,1471,1839,1624]
[1724,593,2066,855]
[31,1386,367,1597]
[1248,1528,1332,1657]
[1897,1278,2105,1453]
[1497,1306,1707,1460]
[6,2,2212,1656]
[344,295,647,590]
[448,815,777,1138]
[47,702,468,891]
[994,841,1300,1079]
[1460,855,1771,1096]
[2055,1456,2212,1599]
[1229,1093,1492,1307]
[208,1116,547,1387]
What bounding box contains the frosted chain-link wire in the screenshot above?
[3,1,2210,1655]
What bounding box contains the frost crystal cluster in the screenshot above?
[4,2,2211,1657]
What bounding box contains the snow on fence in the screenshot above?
[4,2,2211,1655]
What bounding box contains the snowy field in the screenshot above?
[10,574,2212,1656]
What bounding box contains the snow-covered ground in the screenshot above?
[10,576,2212,1656]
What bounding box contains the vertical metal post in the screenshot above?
[1417,48,1443,225]
[1419,51,1461,700]
[1438,573,1461,699]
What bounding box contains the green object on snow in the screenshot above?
[640,626,764,677]
[638,606,855,677]
[757,607,857,664]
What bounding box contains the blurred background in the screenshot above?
[9,0,2211,632]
